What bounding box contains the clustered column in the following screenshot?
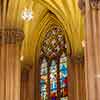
[78,0,100,100]
[67,56,85,100]
[21,68,29,100]
[0,28,24,100]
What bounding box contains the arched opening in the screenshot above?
[34,12,86,100]
[39,25,69,100]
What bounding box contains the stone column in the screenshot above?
[67,57,75,100]
[78,0,100,100]
[20,68,29,100]
[20,64,33,100]
[68,56,86,100]
[0,28,24,100]
[73,56,86,100]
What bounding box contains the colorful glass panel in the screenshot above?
[50,73,57,81]
[50,60,57,99]
[61,88,68,97]
[41,67,48,75]
[40,26,68,99]
[41,92,48,100]
[60,63,68,88]
[60,53,68,99]
[61,97,68,100]
[41,26,65,58]
[40,78,48,100]
[40,58,48,100]
[50,81,57,92]
[60,63,68,77]
[52,97,56,100]
[41,58,48,75]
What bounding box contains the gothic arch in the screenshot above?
[34,11,72,100]
[20,10,85,100]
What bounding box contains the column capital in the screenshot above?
[0,28,24,44]
[67,55,84,64]
[90,0,100,10]
[78,0,85,15]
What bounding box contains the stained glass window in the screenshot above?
[50,60,57,99]
[60,53,68,98]
[40,58,48,100]
[40,26,68,100]
[61,97,68,100]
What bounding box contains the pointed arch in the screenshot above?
[34,11,70,100]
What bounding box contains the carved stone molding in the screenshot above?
[67,55,84,64]
[0,28,24,44]
[90,0,100,10]
[78,0,85,15]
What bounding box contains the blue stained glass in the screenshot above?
[52,97,56,100]
[60,79,67,88]
[50,60,57,93]
[60,63,67,71]
[51,82,57,92]
[60,53,68,89]
[60,65,68,88]
[60,64,68,78]
[60,70,67,78]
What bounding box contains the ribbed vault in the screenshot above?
[0,0,84,65]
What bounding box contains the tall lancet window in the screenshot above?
[60,53,68,100]
[50,60,57,99]
[40,58,48,100]
[40,25,68,100]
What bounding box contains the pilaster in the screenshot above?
[67,55,85,100]
[78,0,100,100]
[0,28,24,100]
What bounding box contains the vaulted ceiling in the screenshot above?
[0,0,84,65]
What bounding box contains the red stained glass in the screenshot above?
[61,88,68,97]
[40,26,68,99]
[51,92,57,97]
[63,77,68,84]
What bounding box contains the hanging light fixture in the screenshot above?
[21,8,33,21]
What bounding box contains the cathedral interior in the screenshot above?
[0,0,100,100]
